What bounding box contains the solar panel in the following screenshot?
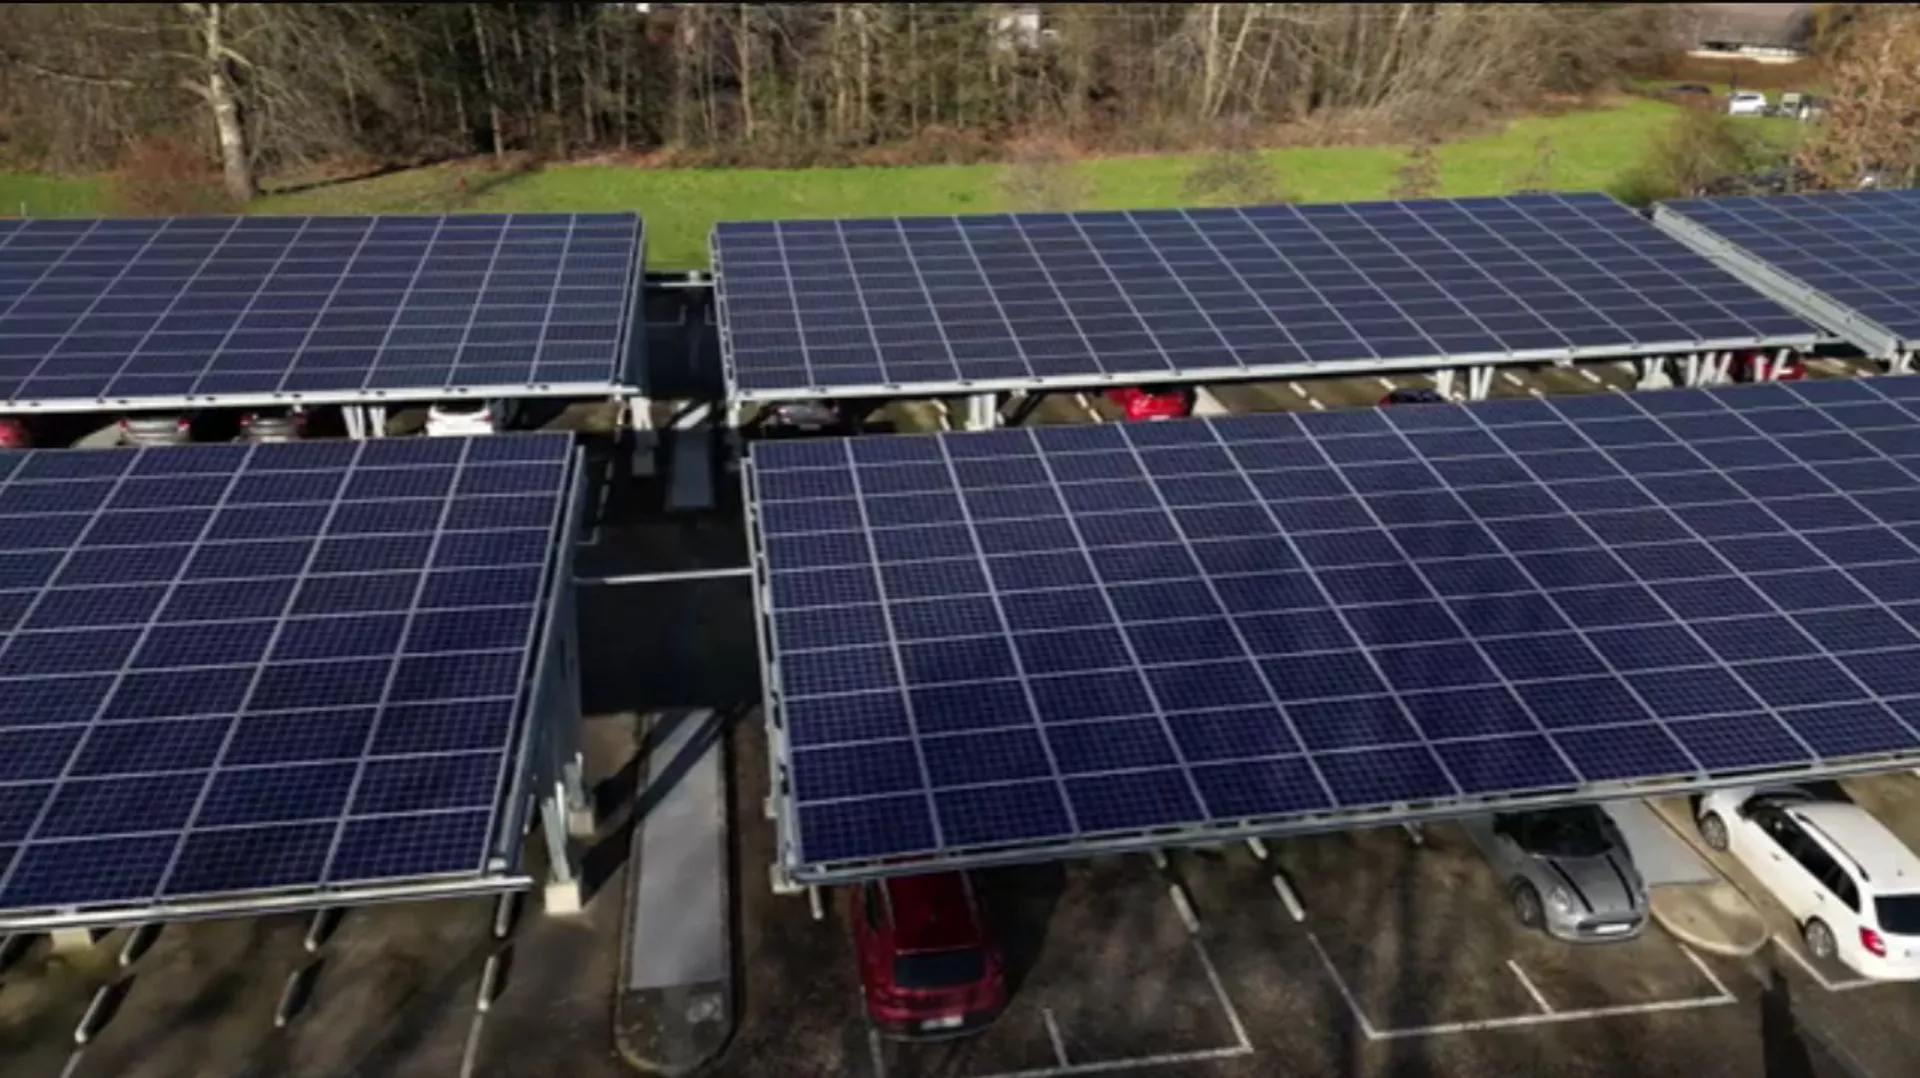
[1656,190,1920,359]
[748,379,1920,881]
[714,193,1818,402]
[0,214,642,411]
[0,432,575,924]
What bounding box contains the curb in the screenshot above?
[1641,799,1771,958]
[1648,882,1770,957]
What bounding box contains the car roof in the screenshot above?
[882,873,985,953]
[1789,804,1920,886]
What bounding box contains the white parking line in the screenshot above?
[1376,377,1397,391]
[1500,371,1525,388]
[1073,393,1101,423]
[1307,931,1739,1042]
[1507,960,1555,1014]
[1682,945,1734,999]
[1043,1007,1071,1066]
[959,930,1254,1078]
[1775,933,1878,992]
[868,1025,889,1078]
[1576,367,1602,384]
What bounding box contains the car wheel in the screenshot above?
[1803,919,1837,961]
[1699,811,1730,852]
[1511,880,1545,930]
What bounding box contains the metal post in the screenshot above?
[367,404,388,437]
[342,406,364,441]
[1467,366,1493,401]
[965,393,999,430]
[1433,368,1456,399]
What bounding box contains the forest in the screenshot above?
[0,3,1680,201]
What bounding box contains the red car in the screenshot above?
[1732,350,1805,383]
[1107,386,1196,421]
[0,418,28,449]
[851,873,1007,1038]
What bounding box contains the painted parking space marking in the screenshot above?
[873,880,1253,1078]
[1507,960,1554,1014]
[1774,933,1877,992]
[1307,930,1737,1041]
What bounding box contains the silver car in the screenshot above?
[1466,806,1648,943]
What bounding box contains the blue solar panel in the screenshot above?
[1659,190,1920,351]
[715,194,1818,400]
[0,432,572,921]
[0,214,641,408]
[751,379,1920,877]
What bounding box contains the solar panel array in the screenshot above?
[0,433,573,919]
[714,193,1817,400]
[751,380,1920,877]
[0,213,641,410]
[1661,189,1920,348]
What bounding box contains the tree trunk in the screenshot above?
[442,17,470,151]
[180,3,255,202]
[736,5,755,141]
[469,3,506,162]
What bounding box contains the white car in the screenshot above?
[1697,786,1920,980]
[1727,91,1769,117]
[426,399,517,437]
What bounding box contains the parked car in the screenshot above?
[1466,806,1649,943]
[1107,386,1195,421]
[851,873,1007,1038]
[1697,786,1920,980]
[0,417,29,449]
[1731,350,1806,383]
[1727,91,1770,117]
[118,414,193,447]
[426,399,517,437]
[1380,386,1447,406]
[239,408,305,443]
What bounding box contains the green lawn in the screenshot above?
[3,97,1801,269]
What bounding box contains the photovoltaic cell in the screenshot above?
[0,214,641,410]
[1662,191,1920,351]
[0,432,574,923]
[751,379,1920,879]
[715,193,1817,401]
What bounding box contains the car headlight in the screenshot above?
[1547,887,1573,913]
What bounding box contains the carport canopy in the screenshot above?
[746,378,1920,884]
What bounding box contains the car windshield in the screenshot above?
[894,949,985,991]
[1516,809,1613,857]
[1876,894,1920,936]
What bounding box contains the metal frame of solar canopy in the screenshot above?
[712,194,1820,413]
[744,382,1920,887]
[0,438,594,932]
[0,213,647,418]
[1654,196,1912,365]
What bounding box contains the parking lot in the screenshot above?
[1,354,1911,1078]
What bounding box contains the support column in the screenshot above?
[628,396,657,479]
[1634,357,1673,390]
[965,393,999,430]
[342,406,365,441]
[365,404,388,438]
[1433,368,1456,399]
[1466,366,1493,401]
[1891,350,1913,375]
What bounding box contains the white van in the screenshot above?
[1727,91,1770,117]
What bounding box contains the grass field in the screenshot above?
[1,97,1800,269]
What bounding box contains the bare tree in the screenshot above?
[177,3,255,201]
[1798,6,1920,190]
